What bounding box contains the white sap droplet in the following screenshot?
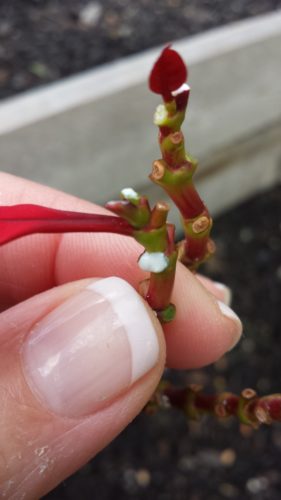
[121,188,139,201]
[138,252,169,273]
[154,104,168,125]
[172,83,190,96]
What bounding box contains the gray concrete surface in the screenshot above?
[0,11,280,227]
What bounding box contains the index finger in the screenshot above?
[0,172,143,305]
[0,172,242,368]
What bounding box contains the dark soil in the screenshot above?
[1,0,281,100]
[44,184,281,500]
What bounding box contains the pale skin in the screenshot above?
[0,173,242,498]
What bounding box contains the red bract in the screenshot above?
[0,204,133,245]
[149,46,187,102]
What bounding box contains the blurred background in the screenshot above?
[0,1,281,499]
[0,0,281,99]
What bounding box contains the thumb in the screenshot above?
[0,277,165,499]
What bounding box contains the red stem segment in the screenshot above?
[148,384,281,428]
[0,204,133,245]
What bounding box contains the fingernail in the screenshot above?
[217,300,243,350]
[213,281,232,306]
[22,277,159,418]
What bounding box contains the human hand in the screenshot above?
[0,173,242,498]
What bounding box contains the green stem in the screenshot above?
[140,249,178,321]
[136,214,178,322]
[150,158,214,270]
[150,95,214,271]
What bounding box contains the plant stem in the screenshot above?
[147,383,281,428]
[135,204,178,321]
[107,194,178,321]
[150,92,214,270]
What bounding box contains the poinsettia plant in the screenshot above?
[1,47,280,426]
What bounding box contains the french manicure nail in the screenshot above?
[213,281,232,306]
[22,277,159,418]
[217,300,243,351]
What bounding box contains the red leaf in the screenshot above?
[149,46,188,101]
[0,204,133,245]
